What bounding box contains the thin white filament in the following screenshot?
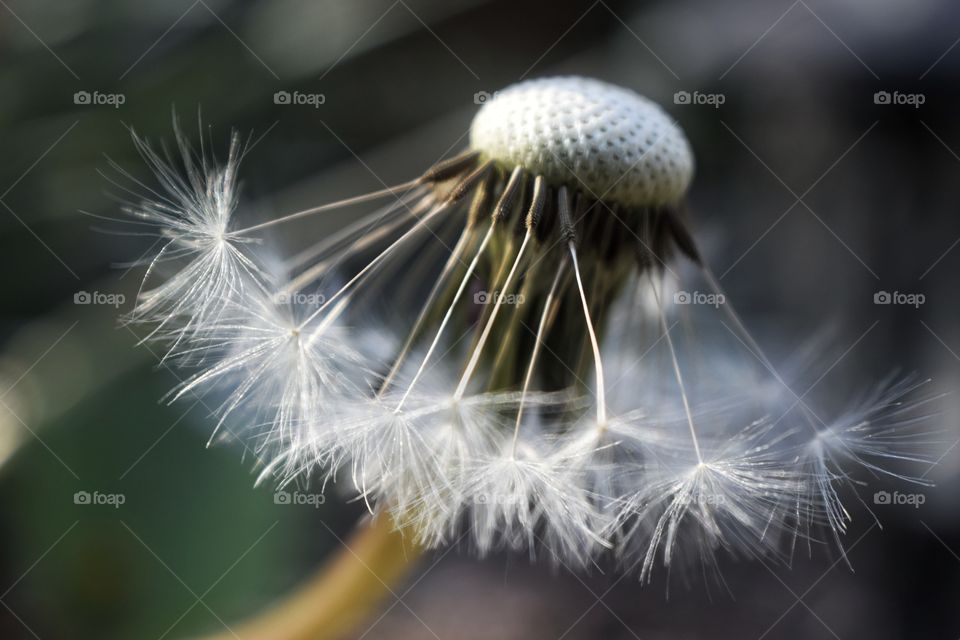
[379,227,472,396]
[650,270,703,463]
[512,260,567,455]
[281,189,432,293]
[569,243,608,427]
[296,201,450,331]
[702,266,824,435]
[454,228,533,400]
[395,220,498,411]
[234,180,421,235]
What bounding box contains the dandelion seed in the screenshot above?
[167,289,375,454]
[113,120,265,357]
[792,375,939,564]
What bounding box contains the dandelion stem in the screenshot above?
[201,515,421,640]
[570,243,608,427]
[650,271,703,463]
[395,220,498,410]
[454,228,533,400]
[512,260,567,455]
[235,180,421,235]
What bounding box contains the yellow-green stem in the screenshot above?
[199,516,423,640]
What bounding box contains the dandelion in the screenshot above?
[120,75,936,616]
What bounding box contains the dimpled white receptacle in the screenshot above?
[469,76,694,207]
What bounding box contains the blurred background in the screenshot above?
[1,0,958,637]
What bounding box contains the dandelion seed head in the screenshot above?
[116,86,938,582]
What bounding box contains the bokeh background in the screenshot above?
[1,0,958,638]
